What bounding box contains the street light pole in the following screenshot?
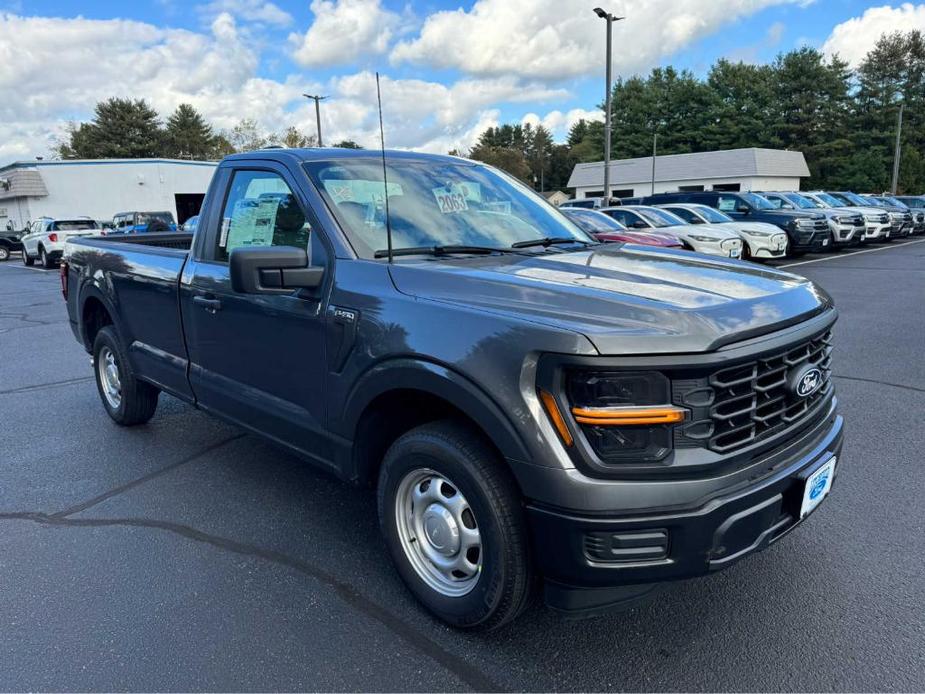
[303,93,328,147]
[593,8,624,202]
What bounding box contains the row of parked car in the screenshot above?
[560,190,925,260]
[0,211,180,267]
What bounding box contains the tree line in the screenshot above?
[55,98,362,160]
[467,31,925,195]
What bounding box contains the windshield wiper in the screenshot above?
[373,245,505,258]
[510,237,592,249]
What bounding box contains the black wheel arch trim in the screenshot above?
[77,281,126,353]
[339,357,532,467]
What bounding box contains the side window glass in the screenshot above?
[669,208,695,222]
[216,170,310,263]
[717,196,736,213]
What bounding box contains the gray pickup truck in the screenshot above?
[64,149,844,629]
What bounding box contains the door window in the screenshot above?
[666,207,700,223]
[215,170,311,262]
[717,196,740,213]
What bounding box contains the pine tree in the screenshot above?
[165,104,217,160]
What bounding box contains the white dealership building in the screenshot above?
[0,158,217,230]
[567,147,810,200]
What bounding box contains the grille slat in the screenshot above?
[675,329,834,454]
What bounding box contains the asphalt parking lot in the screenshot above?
[1,240,924,692]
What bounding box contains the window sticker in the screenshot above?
[225,195,282,251]
[323,179,403,203]
[717,198,736,212]
[432,184,470,214]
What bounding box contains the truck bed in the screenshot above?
[65,231,195,401]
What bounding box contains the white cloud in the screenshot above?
[391,0,811,80]
[0,13,568,162]
[822,3,925,66]
[521,108,603,140]
[198,0,293,26]
[289,0,403,67]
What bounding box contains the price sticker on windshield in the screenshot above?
[432,185,469,214]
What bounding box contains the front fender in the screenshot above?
[339,357,532,465]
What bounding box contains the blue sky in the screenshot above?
[0,2,921,162]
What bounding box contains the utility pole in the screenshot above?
[303,93,328,147]
[651,132,657,195]
[594,8,624,202]
[891,103,904,194]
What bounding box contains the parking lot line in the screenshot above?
[781,238,925,268]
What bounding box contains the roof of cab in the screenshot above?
[222,147,474,167]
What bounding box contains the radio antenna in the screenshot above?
[376,72,394,263]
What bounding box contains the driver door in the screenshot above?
[180,163,334,466]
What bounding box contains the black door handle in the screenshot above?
[193,295,222,312]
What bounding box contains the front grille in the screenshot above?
[675,330,834,454]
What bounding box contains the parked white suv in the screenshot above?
[21,217,100,268]
[656,202,788,259]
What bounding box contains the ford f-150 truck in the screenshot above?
[63,149,844,630]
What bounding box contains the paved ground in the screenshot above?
[1,240,923,692]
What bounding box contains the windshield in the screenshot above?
[862,196,885,207]
[740,192,777,210]
[304,158,591,257]
[781,193,818,209]
[881,196,907,208]
[50,220,99,231]
[692,205,733,223]
[636,207,684,227]
[812,192,842,207]
[835,191,869,206]
[137,212,175,225]
[561,208,626,232]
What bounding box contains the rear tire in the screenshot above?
[93,325,159,426]
[0,245,9,262]
[40,246,55,269]
[22,248,34,266]
[378,420,533,630]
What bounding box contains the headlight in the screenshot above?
[688,234,719,243]
[741,228,774,238]
[564,371,685,463]
[795,219,814,228]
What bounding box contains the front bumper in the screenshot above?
[789,228,830,252]
[689,239,743,259]
[745,233,789,258]
[527,406,844,615]
[828,221,862,245]
[863,221,891,241]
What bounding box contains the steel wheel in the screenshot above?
[0,246,9,261]
[394,468,482,597]
[97,345,122,409]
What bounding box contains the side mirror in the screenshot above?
[631,220,649,229]
[230,246,323,294]
[691,217,705,224]
[735,204,750,214]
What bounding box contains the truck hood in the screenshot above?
[389,245,832,355]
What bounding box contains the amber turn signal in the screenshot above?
[571,406,687,426]
[539,389,574,447]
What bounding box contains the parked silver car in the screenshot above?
[759,192,864,247]
[802,191,892,242]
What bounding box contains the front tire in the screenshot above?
[93,326,159,426]
[378,420,532,630]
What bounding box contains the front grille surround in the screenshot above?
[674,330,834,455]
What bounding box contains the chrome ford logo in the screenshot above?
[789,364,824,399]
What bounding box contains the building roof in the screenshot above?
[0,158,218,174]
[0,169,48,200]
[566,148,810,189]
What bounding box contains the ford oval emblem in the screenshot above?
[789,364,824,399]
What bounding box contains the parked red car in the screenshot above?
[560,207,684,248]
